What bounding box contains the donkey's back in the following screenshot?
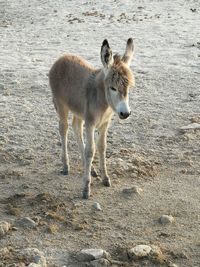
[49,55,95,116]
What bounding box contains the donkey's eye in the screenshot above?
[110,87,117,91]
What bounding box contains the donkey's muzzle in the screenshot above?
[119,111,131,119]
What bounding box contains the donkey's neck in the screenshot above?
[94,69,109,108]
[93,69,113,126]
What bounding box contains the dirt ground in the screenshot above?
[0,0,200,266]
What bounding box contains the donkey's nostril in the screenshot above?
[119,111,130,119]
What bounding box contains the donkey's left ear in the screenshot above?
[101,39,113,71]
[122,38,134,67]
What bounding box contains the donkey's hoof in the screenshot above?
[103,177,111,187]
[61,166,69,175]
[82,190,90,199]
[91,166,98,177]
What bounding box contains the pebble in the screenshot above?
[16,217,37,228]
[127,244,165,263]
[122,186,143,195]
[128,245,151,259]
[93,202,102,211]
[160,215,175,224]
[180,123,200,132]
[0,221,11,237]
[77,248,109,262]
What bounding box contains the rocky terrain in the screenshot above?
[0,0,200,266]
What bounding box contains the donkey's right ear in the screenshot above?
[101,39,113,71]
[122,38,134,67]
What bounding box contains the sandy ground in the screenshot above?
[0,0,200,266]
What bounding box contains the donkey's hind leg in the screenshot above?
[56,100,69,175]
[72,116,85,166]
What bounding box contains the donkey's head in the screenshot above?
[101,38,135,119]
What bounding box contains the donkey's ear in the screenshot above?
[122,38,134,67]
[101,39,113,70]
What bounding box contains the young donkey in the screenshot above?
[49,38,135,199]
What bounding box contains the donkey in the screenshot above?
[49,38,135,199]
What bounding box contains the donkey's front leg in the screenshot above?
[83,124,95,199]
[97,122,111,187]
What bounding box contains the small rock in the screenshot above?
[77,249,109,262]
[90,258,111,267]
[0,221,11,237]
[128,245,151,259]
[93,202,102,211]
[160,215,175,225]
[180,123,200,132]
[16,217,37,228]
[122,186,143,195]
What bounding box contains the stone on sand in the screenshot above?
[77,248,109,262]
[160,215,175,224]
[128,245,152,259]
[93,202,102,211]
[122,186,143,195]
[16,217,37,228]
[180,123,200,132]
[0,221,11,237]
